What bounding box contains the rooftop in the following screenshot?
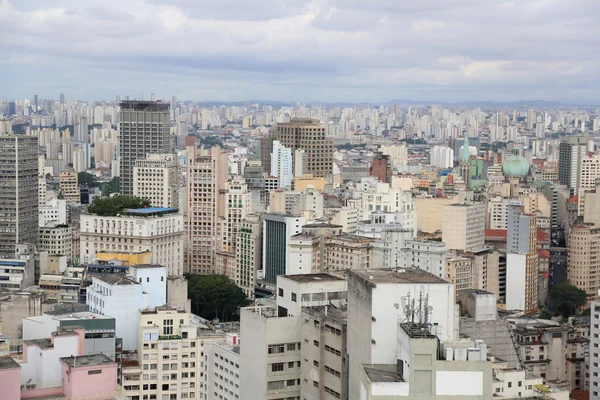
[95,275,137,286]
[351,267,448,285]
[363,364,403,383]
[131,264,166,269]
[302,223,343,228]
[43,311,112,320]
[25,338,53,349]
[122,207,178,216]
[60,354,115,368]
[282,273,344,283]
[0,356,20,370]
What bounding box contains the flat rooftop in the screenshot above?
[96,275,137,285]
[282,273,344,283]
[43,311,113,321]
[131,264,166,269]
[60,354,114,368]
[122,207,178,216]
[0,356,20,370]
[363,364,403,383]
[351,268,448,285]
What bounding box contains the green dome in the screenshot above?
[502,148,530,177]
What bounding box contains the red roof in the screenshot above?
[570,389,589,400]
[538,249,550,259]
[568,196,579,204]
[537,229,549,243]
[485,229,507,241]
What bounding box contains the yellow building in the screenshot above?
[293,174,327,192]
[446,253,474,299]
[96,250,153,266]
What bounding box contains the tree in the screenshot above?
[87,195,150,216]
[548,283,587,318]
[78,172,99,188]
[186,274,248,321]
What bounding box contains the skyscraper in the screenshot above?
[506,201,538,313]
[0,120,39,258]
[59,93,65,105]
[185,146,228,274]
[119,101,171,196]
[558,134,588,193]
[270,140,293,188]
[273,118,334,177]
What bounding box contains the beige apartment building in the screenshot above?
[222,176,251,253]
[568,224,600,304]
[324,234,374,271]
[442,194,486,252]
[446,252,474,298]
[38,224,73,263]
[185,146,228,274]
[121,307,226,400]
[59,170,80,203]
[133,153,179,209]
[274,118,334,178]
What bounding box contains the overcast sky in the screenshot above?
[1,0,598,103]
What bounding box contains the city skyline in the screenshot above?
[1,0,599,103]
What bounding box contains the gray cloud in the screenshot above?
[0,0,598,103]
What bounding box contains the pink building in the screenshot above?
[0,357,21,400]
[0,326,118,399]
[61,354,118,400]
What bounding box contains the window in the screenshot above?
[287,379,296,386]
[314,340,320,347]
[88,370,102,375]
[267,381,285,390]
[268,344,285,354]
[508,382,512,388]
[271,363,284,372]
[278,288,284,297]
[291,293,297,302]
[287,343,296,351]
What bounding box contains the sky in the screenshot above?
[0,0,598,104]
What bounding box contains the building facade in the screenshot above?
[133,153,179,208]
[0,122,39,258]
[119,101,171,197]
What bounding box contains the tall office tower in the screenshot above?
[559,134,588,193]
[185,146,228,274]
[259,136,274,174]
[59,93,65,105]
[505,202,538,313]
[369,151,392,183]
[78,116,89,143]
[274,118,334,177]
[222,176,251,252]
[0,120,39,258]
[235,213,263,299]
[568,224,600,305]
[527,108,535,130]
[33,94,38,112]
[133,153,179,208]
[119,101,171,197]
[442,191,485,252]
[270,140,293,189]
[171,95,176,120]
[262,213,305,284]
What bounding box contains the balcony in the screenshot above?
[159,335,182,340]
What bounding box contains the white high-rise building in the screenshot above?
[133,153,179,209]
[591,296,600,400]
[347,268,456,399]
[270,140,293,189]
[430,145,454,169]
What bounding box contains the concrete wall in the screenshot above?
[166,276,191,312]
[506,253,527,310]
[415,196,458,234]
[130,265,167,308]
[0,292,53,339]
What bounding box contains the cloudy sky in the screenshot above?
[1,0,598,103]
